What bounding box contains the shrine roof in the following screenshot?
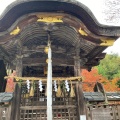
[0,0,119,69]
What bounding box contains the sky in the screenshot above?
[104,38,120,55]
[0,0,120,55]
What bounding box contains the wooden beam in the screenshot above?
[23,45,67,52]
[0,46,11,63]
[22,45,75,57]
[20,105,76,110]
[5,76,81,81]
[23,57,74,66]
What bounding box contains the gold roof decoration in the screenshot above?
[10,26,20,35]
[79,28,88,36]
[100,39,115,46]
[37,15,63,23]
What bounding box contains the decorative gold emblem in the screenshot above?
[100,39,115,46]
[10,26,20,35]
[79,28,88,36]
[37,15,63,23]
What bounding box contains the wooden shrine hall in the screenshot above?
[0,0,120,120]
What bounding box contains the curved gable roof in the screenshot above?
[0,0,120,36]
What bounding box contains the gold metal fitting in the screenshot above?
[37,15,63,23]
[44,47,49,54]
[100,39,115,46]
[10,26,20,35]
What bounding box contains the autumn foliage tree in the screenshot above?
[81,68,120,92]
[81,68,102,92]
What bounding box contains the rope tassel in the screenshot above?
[56,81,63,97]
[29,82,34,97]
[70,81,75,97]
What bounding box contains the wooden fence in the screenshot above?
[87,104,120,120]
[0,105,11,120]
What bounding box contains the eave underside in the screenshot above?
[0,0,119,71]
[0,14,108,69]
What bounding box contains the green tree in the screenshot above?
[97,54,120,80]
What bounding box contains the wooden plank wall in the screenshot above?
[0,105,12,120]
[86,105,120,120]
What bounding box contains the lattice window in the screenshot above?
[19,82,77,120]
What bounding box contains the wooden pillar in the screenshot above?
[74,57,80,77]
[16,39,23,77]
[14,56,23,120]
[15,39,23,119]
[74,43,86,120]
[10,56,23,120]
[11,40,23,120]
[76,81,86,120]
[74,41,80,77]
[16,56,23,77]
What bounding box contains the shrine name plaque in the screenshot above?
[92,108,112,120]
